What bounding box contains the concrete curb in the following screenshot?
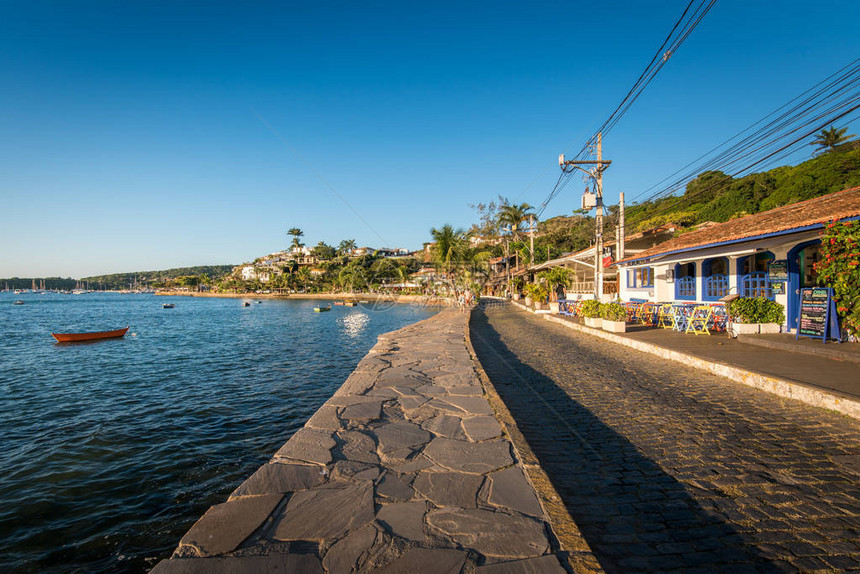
[509,301,860,420]
[465,309,604,574]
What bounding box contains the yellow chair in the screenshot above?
[686,305,712,335]
[657,304,675,329]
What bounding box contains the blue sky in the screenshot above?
[1,1,857,278]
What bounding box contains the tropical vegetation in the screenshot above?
[600,302,628,322]
[815,220,860,336]
[811,125,856,155]
[727,297,786,325]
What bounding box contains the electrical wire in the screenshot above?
[537,0,717,217]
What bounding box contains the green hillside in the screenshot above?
[626,144,860,232]
[81,265,235,290]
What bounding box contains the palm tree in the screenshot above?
[287,227,305,249]
[430,224,466,271]
[337,238,357,256]
[498,202,533,241]
[812,126,856,155]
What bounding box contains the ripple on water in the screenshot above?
[0,292,436,573]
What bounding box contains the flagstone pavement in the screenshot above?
[151,308,572,573]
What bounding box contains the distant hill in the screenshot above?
[1,277,78,290]
[80,265,235,290]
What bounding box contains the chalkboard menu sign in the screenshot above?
[797,287,841,343]
[769,260,788,283]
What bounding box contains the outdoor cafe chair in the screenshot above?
[639,302,657,327]
[625,302,639,323]
[672,303,691,332]
[686,305,712,335]
[709,303,728,332]
[657,304,675,329]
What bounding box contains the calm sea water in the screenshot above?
[0,292,437,573]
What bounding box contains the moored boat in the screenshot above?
[162,303,175,309]
[13,300,24,305]
[343,301,357,307]
[313,305,332,312]
[52,326,129,343]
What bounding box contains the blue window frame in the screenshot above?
[627,267,654,289]
[703,257,729,301]
[737,252,775,299]
[740,271,773,299]
[674,262,696,300]
[638,267,654,288]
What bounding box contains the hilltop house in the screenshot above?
[613,186,860,333]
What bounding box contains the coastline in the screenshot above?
[152,307,583,572]
[155,290,452,306]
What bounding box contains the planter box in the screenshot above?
[584,316,601,328]
[759,323,781,334]
[512,294,521,301]
[731,323,760,336]
[549,302,560,314]
[524,297,533,307]
[602,319,626,333]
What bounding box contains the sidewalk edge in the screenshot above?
[510,301,860,420]
[465,309,604,574]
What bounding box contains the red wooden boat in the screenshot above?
[52,326,129,343]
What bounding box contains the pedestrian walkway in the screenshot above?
[471,303,860,572]
[152,309,578,573]
[513,301,860,417]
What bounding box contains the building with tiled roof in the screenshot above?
[614,186,860,333]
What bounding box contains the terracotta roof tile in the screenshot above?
[617,186,860,265]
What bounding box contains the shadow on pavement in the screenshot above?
[470,305,783,573]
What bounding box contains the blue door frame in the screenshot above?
[787,239,821,330]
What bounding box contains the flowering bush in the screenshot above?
[814,220,860,336]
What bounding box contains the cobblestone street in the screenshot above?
[470,303,860,573]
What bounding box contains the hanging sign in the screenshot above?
[769,260,788,283]
[796,287,841,343]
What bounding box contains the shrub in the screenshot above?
[523,283,548,302]
[727,297,785,324]
[580,299,602,318]
[814,220,860,336]
[600,302,628,322]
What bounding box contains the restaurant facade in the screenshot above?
[613,186,860,333]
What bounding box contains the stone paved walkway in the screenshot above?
[470,303,860,573]
[152,308,569,573]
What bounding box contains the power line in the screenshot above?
[537,0,716,217]
[630,59,860,209]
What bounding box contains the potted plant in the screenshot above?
[538,267,571,313]
[511,277,524,301]
[600,301,628,333]
[727,297,786,336]
[523,283,548,309]
[580,299,602,328]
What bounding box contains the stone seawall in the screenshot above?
[151,308,580,573]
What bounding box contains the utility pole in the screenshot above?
[618,191,626,262]
[559,132,611,301]
[529,215,535,266]
[595,133,604,299]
